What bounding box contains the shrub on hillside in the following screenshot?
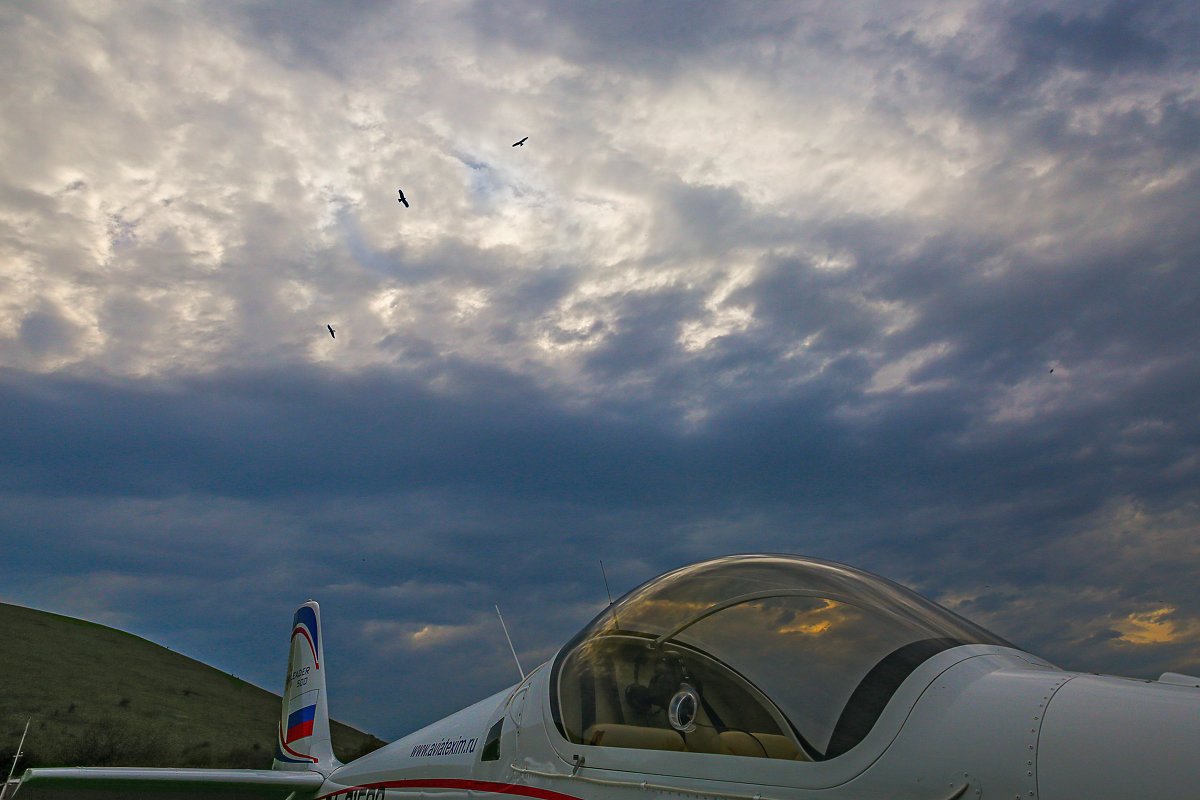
[62,719,167,767]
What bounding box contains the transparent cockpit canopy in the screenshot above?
[551,555,1012,761]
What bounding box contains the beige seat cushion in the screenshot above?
[584,723,686,751]
[583,724,806,761]
[719,731,807,761]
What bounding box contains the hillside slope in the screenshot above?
[0,602,385,769]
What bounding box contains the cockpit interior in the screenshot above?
[552,555,1009,761]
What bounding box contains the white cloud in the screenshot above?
[867,342,953,394]
[362,618,484,652]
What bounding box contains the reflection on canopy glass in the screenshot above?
[552,555,1010,760]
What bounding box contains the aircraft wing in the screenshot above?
[19,767,324,798]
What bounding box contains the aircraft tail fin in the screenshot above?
[273,600,339,773]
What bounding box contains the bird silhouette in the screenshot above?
[512,137,528,147]
[327,325,336,339]
[397,189,409,208]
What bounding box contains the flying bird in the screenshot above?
[397,189,409,208]
[327,325,336,339]
[512,136,528,147]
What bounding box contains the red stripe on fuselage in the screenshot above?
[317,778,582,800]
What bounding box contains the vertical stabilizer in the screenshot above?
[273,601,337,772]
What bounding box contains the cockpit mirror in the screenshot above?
[668,684,700,733]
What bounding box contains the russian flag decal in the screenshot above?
[285,689,319,743]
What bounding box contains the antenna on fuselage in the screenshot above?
[2,718,29,800]
[600,560,620,630]
[494,605,525,681]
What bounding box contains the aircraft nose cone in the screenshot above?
[1037,675,1200,800]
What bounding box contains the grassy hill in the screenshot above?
[0,602,385,770]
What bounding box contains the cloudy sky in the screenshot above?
[2,0,1199,741]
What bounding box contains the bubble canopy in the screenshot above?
[551,555,1011,761]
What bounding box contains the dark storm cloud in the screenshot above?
[651,179,758,257]
[835,202,1200,390]
[1009,2,1171,77]
[3,334,1198,734]
[582,286,708,385]
[214,0,398,77]
[17,305,84,359]
[0,365,672,504]
[468,0,799,75]
[870,3,1200,149]
[3,342,1195,547]
[733,255,883,354]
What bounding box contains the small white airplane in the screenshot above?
[21,554,1200,799]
